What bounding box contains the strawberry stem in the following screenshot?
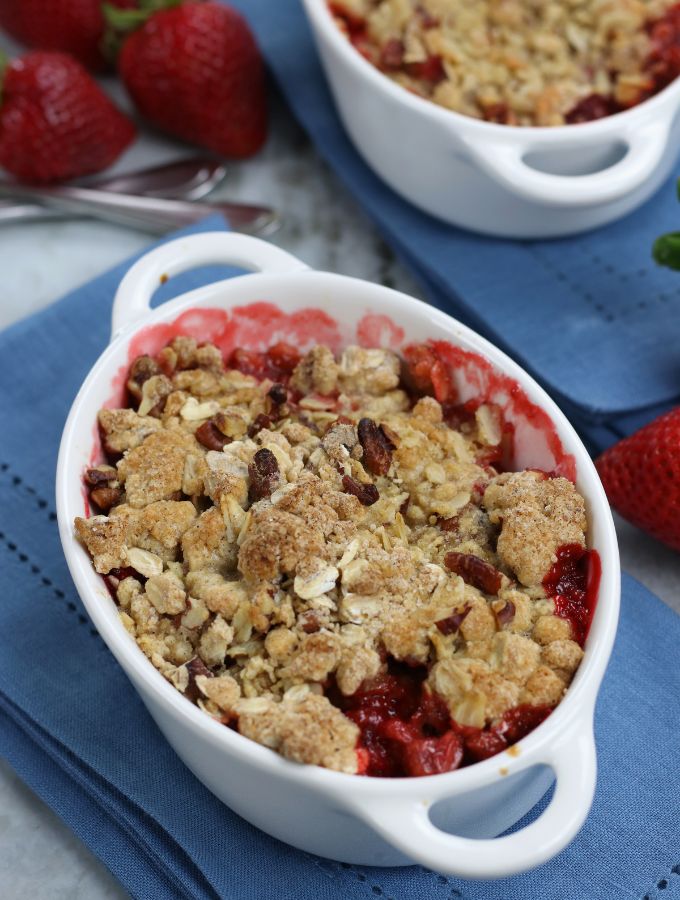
[138,0,185,10]
[102,0,185,60]
[0,49,8,106]
[102,5,150,34]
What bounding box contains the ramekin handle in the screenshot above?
[463,118,671,208]
[350,721,596,879]
[111,232,309,338]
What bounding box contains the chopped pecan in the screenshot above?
[380,424,400,448]
[494,599,516,628]
[438,515,459,534]
[213,408,248,439]
[444,552,503,595]
[184,656,213,702]
[85,465,118,486]
[248,413,273,437]
[85,465,121,512]
[435,606,471,635]
[299,612,322,634]
[268,382,288,405]
[195,419,231,451]
[327,415,353,429]
[127,355,161,401]
[90,486,122,512]
[357,418,394,476]
[248,448,280,502]
[342,474,379,506]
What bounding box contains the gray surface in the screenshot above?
[1,106,678,900]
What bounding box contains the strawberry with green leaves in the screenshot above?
[596,408,680,553]
[106,0,267,159]
[0,0,136,72]
[0,50,135,183]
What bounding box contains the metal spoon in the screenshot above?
[0,180,279,236]
[92,157,228,201]
[0,157,229,225]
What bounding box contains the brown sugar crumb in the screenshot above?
[118,429,195,508]
[484,471,587,588]
[338,346,400,395]
[280,632,341,684]
[98,408,161,454]
[75,337,592,776]
[182,507,231,573]
[74,515,127,574]
[238,507,326,582]
[236,692,360,773]
[290,346,339,396]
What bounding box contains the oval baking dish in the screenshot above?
[56,232,620,878]
[302,0,680,238]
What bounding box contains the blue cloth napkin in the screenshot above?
[1,216,680,900]
[229,0,680,431]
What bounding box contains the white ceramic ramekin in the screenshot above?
[57,232,620,878]
[302,0,680,238]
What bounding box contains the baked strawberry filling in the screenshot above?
[331,662,555,777]
[543,545,601,648]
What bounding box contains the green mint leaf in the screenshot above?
[653,232,680,271]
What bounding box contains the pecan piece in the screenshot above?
[444,552,503,595]
[267,382,287,405]
[248,413,273,437]
[299,612,321,634]
[357,418,394,476]
[380,424,400,448]
[435,606,471,635]
[85,465,118,486]
[342,474,379,506]
[195,419,231,451]
[127,355,161,401]
[248,448,280,502]
[494,599,516,628]
[90,486,122,512]
[184,656,213,702]
[438,515,459,534]
[85,465,121,511]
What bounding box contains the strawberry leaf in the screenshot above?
[102,0,184,60]
[0,49,8,103]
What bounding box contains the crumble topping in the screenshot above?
[75,335,591,776]
[330,0,677,126]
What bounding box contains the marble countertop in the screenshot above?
[1,103,678,900]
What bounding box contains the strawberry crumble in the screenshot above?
[75,335,598,777]
[330,0,680,126]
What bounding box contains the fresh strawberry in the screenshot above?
[595,408,680,552]
[0,51,135,183]
[110,1,266,158]
[0,0,136,72]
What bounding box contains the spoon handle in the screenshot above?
[93,157,227,200]
[0,157,229,225]
[0,202,65,224]
[0,183,278,236]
